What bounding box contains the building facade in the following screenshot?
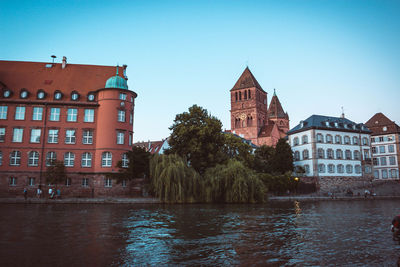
[230,67,289,147]
[0,59,138,197]
[288,115,373,191]
[365,113,400,180]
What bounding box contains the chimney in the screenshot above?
[62,56,67,69]
[123,64,128,80]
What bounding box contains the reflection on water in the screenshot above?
[0,200,399,266]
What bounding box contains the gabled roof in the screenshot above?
[287,114,371,135]
[231,67,265,92]
[0,60,125,95]
[268,91,287,119]
[365,112,400,135]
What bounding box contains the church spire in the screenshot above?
[268,89,287,119]
[231,67,264,92]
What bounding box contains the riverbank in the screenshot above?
[1,195,400,204]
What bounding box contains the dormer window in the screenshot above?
[383,126,387,131]
[87,93,95,101]
[3,90,11,98]
[37,90,46,100]
[54,91,63,100]
[20,90,28,99]
[71,92,79,101]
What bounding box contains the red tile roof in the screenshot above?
[231,67,265,92]
[365,112,400,135]
[0,60,124,95]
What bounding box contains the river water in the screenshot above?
[0,200,399,266]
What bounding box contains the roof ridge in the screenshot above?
[231,67,264,91]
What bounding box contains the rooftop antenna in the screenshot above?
[51,55,56,64]
[273,88,276,96]
[341,106,345,118]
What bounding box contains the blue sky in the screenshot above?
[1,0,399,141]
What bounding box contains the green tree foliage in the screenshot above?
[113,146,151,183]
[44,160,67,186]
[166,105,225,175]
[253,145,275,173]
[222,133,254,168]
[258,173,298,195]
[271,138,294,174]
[149,154,201,203]
[203,160,265,203]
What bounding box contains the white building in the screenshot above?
[365,113,400,180]
[288,115,373,180]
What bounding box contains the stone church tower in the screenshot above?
[230,67,289,146]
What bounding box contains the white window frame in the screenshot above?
[84,109,94,122]
[65,129,76,144]
[30,129,41,143]
[9,177,17,186]
[46,151,57,166]
[122,153,129,168]
[64,152,75,167]
[0,127,5,142]
[12,128,24,143]
[117,131,125,145]
[82,130,93,144]
[10,151,21,166]
[82,178,89,187]
[32,107,43,121]
[102,152,112,167]
[118,110,125,122]
[0,106,8,119]
[81,152,92,167]
[15,106,26,120]
[28,151,39,166]
[119,93,127,100]
[48,129,59,143]
[49,108,60,121]
[105,178,112,187]
[28,177,35,186]
[67,108,78,122]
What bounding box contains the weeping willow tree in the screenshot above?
[203,160,266,203]
[150,154,201,203]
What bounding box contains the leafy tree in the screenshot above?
[253,145,275,173]
[222,133,254,167]
[166,105,225,174]
[113,146,151,183]
[44,160,68,186]
[271,138,294,174]
[258,173,298,195]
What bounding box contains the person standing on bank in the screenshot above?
[23,188,27,200]
[48,187,53,199]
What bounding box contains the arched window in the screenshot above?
[355,165,361,174]
[362,137,368,146]
[326,134,333,143]
[302,149,309,159]
[64,152,75,167]
[244,90,247,99]
[316,133,324,143]
[346,164,353,174]
[239,91,242,100]
[248,89,251,99]
[328,164,335,173]
[318,148,324,159]
[242,120,245,127]
[327,149,334,159]
[337,164,344,173]
[353,150,360,160]
[293,137,299,146]
[10,150,21,166]
[344,136,351,144]
[294,151,300,161]
[122,153,129,168]
[335,135,342,144]
[247,116,252,127]
[46,151,57,166]
[28,151,39,166]
[81,152,92,167]
[302,135,308,144]
[345,150,352,160]
[353,136,359,145]
[318,164,326,173]
[336,149,343,159]
[102,152,112,167]
[235,92,238,102]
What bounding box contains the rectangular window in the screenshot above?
[49,108,60,121]
[28,177,35,186]
[65,129,76,144]
[30,129,41,143]
[129,133,132,146]
[374,170,379,179]
[389,156,396,165]
[130,112,133,124]
[81,152,92,167]
[122,179,127,187]
[390,169,398,178]
[64,152,75,167]
[117,131,125,144]
[0,128,5,142]
[67,108,78,122]
[48,129,59,143]
[379,146,385,153]
[373,158,379,166]
[84,109,94,122]
[119,93,127,100]
[82,178,89,187]
[118,110,125,122]
[363,149,370,160]
[382,170,388,179]
[15,106,25,120]
[0,106,8,119]
[105,178,112,187]
[388,145,395,153]
[32,107,43,121]
[12,128,24,142]
[9,177,17,186]
[380,157,387,166]
[82,130,93,144]
[372,147,377,154]
[65,178,71,186]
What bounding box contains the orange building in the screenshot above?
[230,67,289,146]
[0,58,138,197]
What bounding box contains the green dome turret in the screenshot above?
[105,66,128,89]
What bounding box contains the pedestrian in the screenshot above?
[37,187,41,198]
[23,188,28,200]
[49,187,53,199]
[56,188,61,199]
